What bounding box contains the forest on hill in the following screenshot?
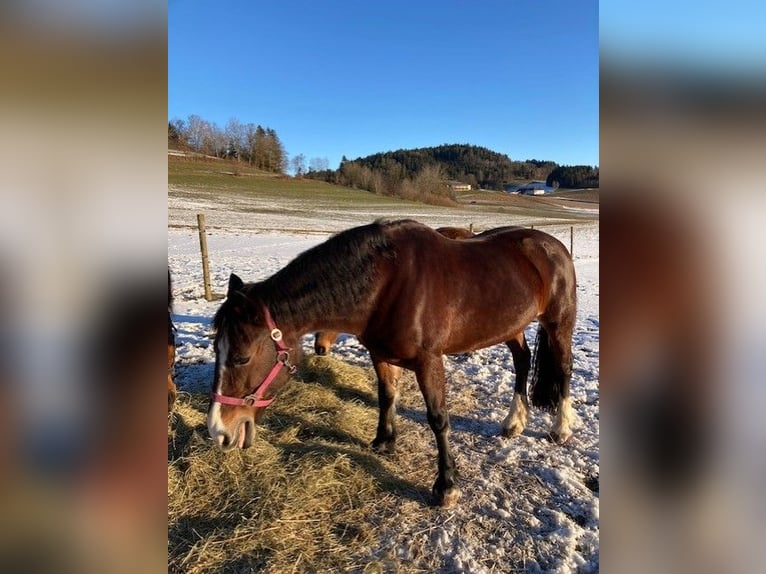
[546,165,599,189]
[305,144,561,191]
[306,144,599,198]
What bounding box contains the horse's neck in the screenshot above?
[285,308,365,339]
[257,286,366,339]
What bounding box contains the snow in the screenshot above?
[168,210,599,572]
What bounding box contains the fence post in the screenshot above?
[469,222,474,233]
[570,226,574,256]
[197,213,213,301]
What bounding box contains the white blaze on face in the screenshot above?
[207,333,230,447]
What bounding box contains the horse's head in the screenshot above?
[207,273,299,451]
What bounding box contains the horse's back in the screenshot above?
[367,222,574,355]
[384,222,573,295]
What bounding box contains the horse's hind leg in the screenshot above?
[501,331,531,437]
[371,358,401,454]
[536,317,576,444]
[550,334,575,444]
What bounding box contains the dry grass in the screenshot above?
[168,355,437,573]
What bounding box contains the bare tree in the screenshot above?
[413,164,452,199]
[224,118,246,160]
[185,114,208,152]
[290,154,306,177]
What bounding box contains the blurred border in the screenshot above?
[601,32,766,574]
[0,2,167,573]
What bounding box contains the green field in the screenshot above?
[168,155,599,232]
[169,155,419,207]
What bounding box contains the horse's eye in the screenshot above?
[231,356,250,366]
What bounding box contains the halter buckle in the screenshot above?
[277,350,296,373]
[270,328,283,342]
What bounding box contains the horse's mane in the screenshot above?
[242,219,418,326]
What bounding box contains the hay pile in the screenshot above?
[168,355,435,573]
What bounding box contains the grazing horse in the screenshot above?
[208,219,576,507]
[168,269,177,412]
[313,225,476,356]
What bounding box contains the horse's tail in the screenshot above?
[168,267,173,312]
[529,324,561,411]
[168,268,176,341]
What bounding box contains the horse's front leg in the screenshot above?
[415,354,459,507]
[371,358,401,454]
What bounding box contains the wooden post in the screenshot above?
[469,222,474,233]
[570,226,574,256]
[197,214,213,301]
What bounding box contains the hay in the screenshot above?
[168,355,435,573]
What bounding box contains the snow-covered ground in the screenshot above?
[168,208,599,573]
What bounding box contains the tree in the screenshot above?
[251,125,268,169]
[184,114,208,152]
[168,119,186,148]
[290,154,306,177]
[242,123,257,164]
[184,114,224,157]
[413,164,452,199]
[224,118,246,160]
[263,128,287,173]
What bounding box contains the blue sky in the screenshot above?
[169,0,598,171]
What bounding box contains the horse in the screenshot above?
[208,219,577,507]
[168,268,177,412]
[313,225,476,356]
[433,226,476,240]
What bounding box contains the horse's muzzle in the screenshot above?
[213,419,254,450]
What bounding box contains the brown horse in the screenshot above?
[168,269,177,412]
[208,219,576,507]
[314,225,476,356]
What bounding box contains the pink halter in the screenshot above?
[211,304,296,408]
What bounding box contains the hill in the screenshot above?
[168,153,598,236]
[307,144,560,191]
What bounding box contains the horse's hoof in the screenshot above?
[501,424,523,438]
[371,438,396,455]
[434,486,461,508]
[548,430,572,444]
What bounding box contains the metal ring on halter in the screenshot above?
[270,328,283,341]
[277,350,297,373]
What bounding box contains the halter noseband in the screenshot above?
[211,304,297,408]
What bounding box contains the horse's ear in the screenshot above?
[228,273,244,295]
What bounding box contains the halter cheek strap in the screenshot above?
[211,304,297,408]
